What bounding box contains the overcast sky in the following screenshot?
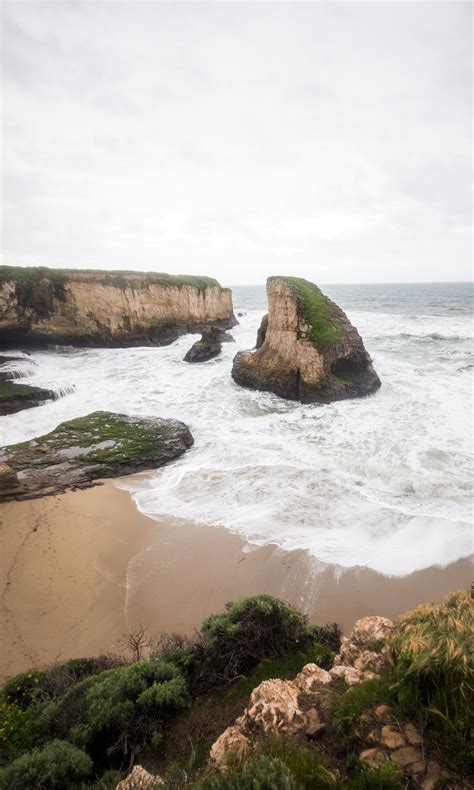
[1,1,472,286]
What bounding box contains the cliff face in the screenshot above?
[232,277,380,403]
[0,267,236,348]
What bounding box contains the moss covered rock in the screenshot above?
[0,381,55,416]
[232,277,380,403]
[1,411,194,499]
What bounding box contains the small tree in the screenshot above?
[119,625,154,662]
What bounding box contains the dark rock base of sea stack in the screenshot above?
[184,327,233,363]
[232,277,381,404]
[0,411,194,500]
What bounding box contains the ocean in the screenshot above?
[2,282,472,577]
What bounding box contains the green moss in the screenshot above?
[5,412,180,474]
[277,276,343,352]
[0,381,51,402]
[0,266,221,291]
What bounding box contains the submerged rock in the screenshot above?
[0,380,55,416]
[1,411,194,499]
[232,277,381,403]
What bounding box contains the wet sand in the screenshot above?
[1,480,472,681]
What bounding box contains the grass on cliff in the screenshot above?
[389,588,474,765]
[0,266,221,291]
[277,276,343,353]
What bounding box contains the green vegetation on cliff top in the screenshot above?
[0,591,471,788]
[0,266,221,291]
[276,276,343,353]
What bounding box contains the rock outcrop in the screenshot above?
[208,612,459,788]
[0,411,193,499]
[116,765,164,789]
[0,381,56,415]
[183,327,233,363]
[232,277,380,403]
[0,267,236,348]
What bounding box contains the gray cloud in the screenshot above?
[1,0,472,285]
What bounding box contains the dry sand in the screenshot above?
[1,480,472,681]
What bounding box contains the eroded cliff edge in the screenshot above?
[0,267,236,348]
[232,276,380,403]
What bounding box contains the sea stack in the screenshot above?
[0,267,237,348]
[232,276,381,403]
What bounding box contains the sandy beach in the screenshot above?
[1,479,472,682]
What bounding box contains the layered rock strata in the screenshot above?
[232,277,380,403]
[0,411,193,499]
[0,267,236,348]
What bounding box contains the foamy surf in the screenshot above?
[1,283,472,577]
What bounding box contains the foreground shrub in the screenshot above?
[389,588,473,759]
[0,739,92,789]
[44,660,189,759]
[2,670,43,710]
[192,737,337,789]
[154,595,340,694]
[257,736,338,788]
[347,762,402,789]
[0,697,39,763]
[195,755,298,789]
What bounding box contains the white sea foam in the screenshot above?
[1,284,472,576]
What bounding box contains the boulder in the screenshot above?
[334,615,394,670]
[232,277,380,403]
[391,746,424,767]
[380,725,406,750]
[209,726,250,766]
[238,679,306,737]
[116,765,163,789]
[184,327,231,363]
[359,748,387,768]
[1,411,194,499]
[294,663,333,693]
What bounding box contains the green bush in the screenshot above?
[195,755,299,789]
[2,670,43,710]
[389,588,473,766]
[0,697,40,764]
[159,595,340,694]
[44,660,189,758]
[0,739,92,789]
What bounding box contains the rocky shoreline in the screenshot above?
[0,411,194,499]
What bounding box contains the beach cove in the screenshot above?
[1,479,471,682]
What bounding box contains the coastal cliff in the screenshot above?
[0,267,236,348]
[232,276,380,403]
